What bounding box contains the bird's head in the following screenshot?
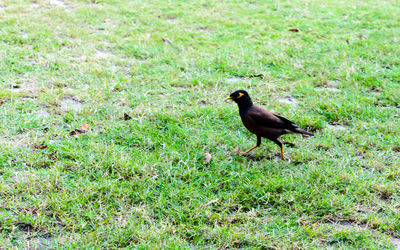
[225,90,252,106]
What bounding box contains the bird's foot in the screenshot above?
[231,147,242,155]
[231,147,249,155]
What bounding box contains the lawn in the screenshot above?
[0,0,400,248]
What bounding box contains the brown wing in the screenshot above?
[245,105,297,130]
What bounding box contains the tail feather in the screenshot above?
[293,127,314,136]
[273,113,314,137]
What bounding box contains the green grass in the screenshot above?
[0,0,400,248]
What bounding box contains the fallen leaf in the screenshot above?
[358,34,366,39]
[123,113,132,120]
[203,153,212,164]
[0,100,4,106]
[33,144,48,150]
[114,87,121,91]
[81,123,89,131]
[201,198,219,208]
[246,73,264,78]
[289,28,300,32]
[40,162,51,168]
[162,37,172,43]
[70,129,86,136]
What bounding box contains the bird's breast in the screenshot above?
[241,116,260,134]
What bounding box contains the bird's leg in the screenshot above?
[273,139,285,160]
[242,136,261,155]
[243,145,257,154]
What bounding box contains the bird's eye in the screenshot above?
[237,92,244,98]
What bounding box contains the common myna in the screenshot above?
[225,90,313,160]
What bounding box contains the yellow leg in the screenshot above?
[243,145,258,155]
[280,146,285,160]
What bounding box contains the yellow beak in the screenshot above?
[225,96,233,101]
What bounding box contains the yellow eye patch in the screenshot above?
[238,92,244,98]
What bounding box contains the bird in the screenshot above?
[225,90,313,160]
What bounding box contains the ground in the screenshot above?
[0,0,399,248]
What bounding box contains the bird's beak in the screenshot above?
[225,96,233,101]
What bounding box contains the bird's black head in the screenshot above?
[225,90,253,106]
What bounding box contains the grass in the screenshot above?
[0,0,399,248]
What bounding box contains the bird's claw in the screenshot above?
[231,147,242,155]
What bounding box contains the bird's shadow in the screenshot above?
[231,148,270,162]
[242,154,276,161]
[239,151,286,162]
[283,141,296,148]
[242,153,304,164]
